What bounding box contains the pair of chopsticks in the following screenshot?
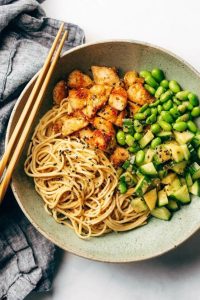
[0,23,67,204]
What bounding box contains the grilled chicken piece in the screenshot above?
[110,147,129,166]
[91,66,120,86]
[68,88,90,111]
[83,84,112,118]
[53,80,68,105]
[93,117,115,136]
[98,105,118,123]
[114,110,127,127]
[128,101,141,117]
[124,71,144,88]
[108,86,127,111]
[88,129,112,151]
[127,82,152,105]
[67,70,93,89]
[78,127,93,142]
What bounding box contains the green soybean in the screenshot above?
[116,131,126,145]
[143,107,151,117]
[155,86,166,99]
[161,111,174,123]
[173,122,187,132]
[158,120,172,131]
[139,70,151,79]
[134,112,146,120]
[173,98,181,105]
[178,104,187,114]
[170,107,180,118]
[134,132,142,141]
[118,181,127,194]
[151,68,164,82]
[128,145,140,153]
[144,84,156,95]
[139,103,149,113]
[157,104,163,114]
[169,80,181,93]
[145,75,159,89]
[163,99,173,111]
[198,147,200,160]
[160,79,169,89]
[188,93,199,106]
[123,119,133,126]
[149,100,160,107]
[187,120,197,133]
[125,134,135,146]
[146,114,157,124]
[176,113,190,122]
[157,115,163,122]
[136,150,145,165]
[151,123,161,134]
[191,106,200,117]
[160,90,173,103]
[151,108,158,115]
[176,90,190,101]
[151,137,162,149]
[134,120,143,133]
[187,103,193,111]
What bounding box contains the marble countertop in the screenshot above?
[26,0,200,299]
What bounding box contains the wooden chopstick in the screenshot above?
[0,27,68,203]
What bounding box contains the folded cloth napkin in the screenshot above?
[0,1,85,299]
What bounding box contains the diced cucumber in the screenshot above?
[180,144,190,160]
[140,162,158,176]
[189,181,200,196]
[180,177,186,185]
[151,207,171,221]
[139,130,154,149]
[170,184,191,204]
[134,176,149,196]
[131,197,148,213]
[165,144,184,163]
[192,169,200,180]
[120,171,137,187]
[157,131,172,140]
[144,148,155,163]
[158,189,168,207]
[161,172,177,185]
[144,188,157,211]
[189,162,200,175]
[171,161,187,175]
[174,131,194,145]
[165,178,181,196]
[191,132,200,148]
[154,144,171,164]
[158,169,168,179]
[167,200,180,212]
[185,172,193,187]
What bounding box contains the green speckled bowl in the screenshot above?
[6,40,200,262]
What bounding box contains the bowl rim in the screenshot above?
[6,39,200,263]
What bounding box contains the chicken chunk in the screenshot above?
[110,147,129,166]
[67,70,93,89]
[91,66,120,86]
[124,71,144,88]
[88,129,112,151]
[68,88,90,111]
[83,84,112,119]
[93,117,115,136]
[98,105,118,123]
[53,80,68,105]
[78,127,93,142]
[114,110,127,127]
[127,83,152,105]
[128,101,140,117]
[108,86,127,111]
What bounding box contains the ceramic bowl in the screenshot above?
[6,40,200,262]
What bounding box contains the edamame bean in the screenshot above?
[139,103,149,113]
[176,113,190,122]
[173,98,181,105]
[134,132,142,141]
[151,68,164,82]
[139,70,151,79]
[155,86,166,99]
[157,115,163,122]
[123,119,133,126]
[176,90,190,101]
[169,80,181,93]
[187,103,193,111]
[136,150,145,165]
[163,99,173,111]
[160,90,173,103]
[188,93,199,106]
[151,123,161,134]
[187,120,197,133]
[158,120,172,131]
[125,134,135,146]
[191,106,200,117]
[118,181,127,194]
[128,145,140,153]
[144,84,156,95]
[160,79,169,89]
[116,131,126,145]
[145,75,159,89]
[173,122,187,132]
[178,104,187,114]
[146,114,157,124]
[143,108,151,117]
[149,100,160,107]
[170,107,180,118]
[161,111,174,123]
[151,137,162,149]
[134,120,143,133]
[198,147,200,160]
[134,112,146,120]
[151,108,158,115]
[157,104,162,114]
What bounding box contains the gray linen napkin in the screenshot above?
[0,1,85,299]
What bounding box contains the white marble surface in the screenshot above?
[26,0,200,299]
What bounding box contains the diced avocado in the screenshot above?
[131,197,148,213]
[157,131,172,140]
[139,162,158,176]
[165,144,184,163]
[134,176,149,196]
[151,207,171,221]
[167,200,180,212]
[144,148,155,164]
[189,181,200,196]
[158,189,168,207]
[154,144,171,164]
[180,144,190,160]
[171,161,187,175]
[139,130,154,149]
[161,172,177,185]
[170,184,191,204]
[185,172,193,187]
[174,131,194,145]
[144,188,157,211]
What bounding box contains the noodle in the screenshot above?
[24,99,149,239]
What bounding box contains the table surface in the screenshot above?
[27,0,200,299]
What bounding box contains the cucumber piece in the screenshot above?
[140,162,158,176]
[151,207,171,221]
[131,197,148,213]
[139,130,154,149]
[170,184,191,204]
[144,148,155,163]
[158,189,168,207]
[180,144,190,160]
[154,144,171,164]
[171,161,187,175]
[157,131,172,140]
[174,131,194,145]
[158,169,168,179]
[167,200,180,212]
[161,172,177,185]
[165,144,184,163]
[192,169,200,180]
[165,178,181,196]
[189,162,200,175]
[134,176,149,196]
[185,172,193,187]
[144,188,157,211]
[120,171,137,187]
[180,177,186,185]
[189,180,200,196]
